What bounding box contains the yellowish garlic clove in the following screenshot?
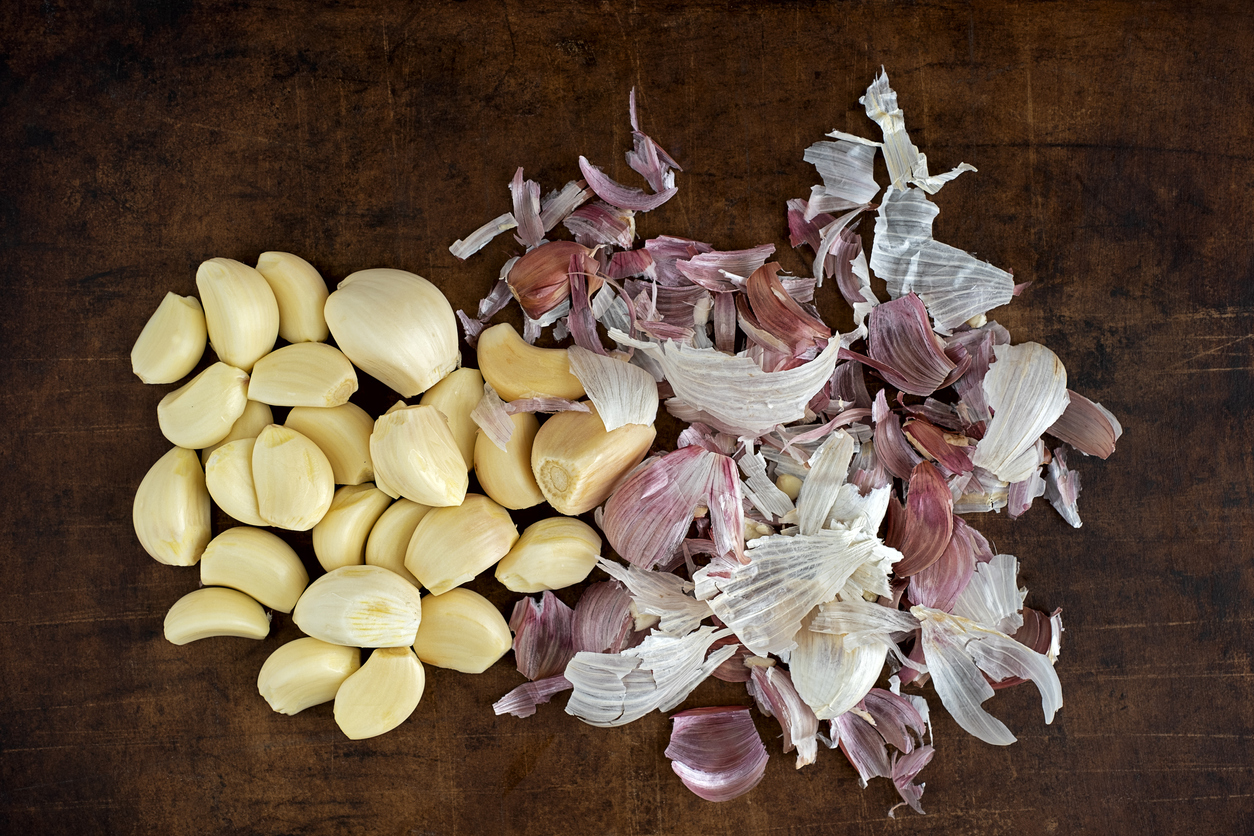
[363,498,430,587]
[369,405,468,507]
[412,588,512,674]
[195,257,279,372]
[204,437,266,526]
[312,483,392,572]
[418,367,484,470]
[246,342,358,408]
[131,292,206,384]
[404,493,518,595]
[163,587,271,645]
[257,637,360,716]
[156,361,250,449]
[333,646,425,740]
[292,564,424,647]
[133,446,211,567]
[476,323,586,401]
[200,526,309,613]
[495,516,603,593]
[530,402,656,515]
[201,399,273,465]
[252,424,335,530]
[474,411,545,510]
[284,402,374,486]
[775,473,803,501]
[255,251,329,344]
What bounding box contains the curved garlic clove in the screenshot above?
[476,323,585,401]
[474,411,545,510]
[312,483,392,572]
[156,361,250,449]
[369,406,467,507]
[131,292,206,384]
[201,399,273,465]
[204,437,266,526]
[412,588,512,674]
[257,637,359,716]
[333,646,425,740]
[404,493,518,595]
[495,516,603,593]
[199,526,309,613]
[418,367,484,470]
[292,564,423,647]
[133,446,211,567]
[163,587,271,645]
[363,498,430,587]
[531,402,656,515]
[284,402,374,486]
[246,342,358,408]
[195,257,279,372]
[255,251,329,343]
[252,424,335,531]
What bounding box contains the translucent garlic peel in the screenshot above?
[566,345,659,431]
[970,343,1070,484]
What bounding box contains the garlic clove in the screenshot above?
[131,292,207,384]
[363,498,430,587]
[255,251,329,344]
[204,437,267,527]
[284,402,374,486]
[506,239,600,319]
[474,411,545,510]
[404,493,518,595]
[476,322,585,401]
[312,483,393,572]
[530,402,656,515]
[412,588,512,674]
[156,361,250,450]
[369,405,468,507]
[163,586,271,645]
[495,516,603,593]
[246,342,358,408]
[418,367,484,470]
[257,637,359,716]
[333,646,425,740]
[200,526,309,613]
[292,564,423,647]
[133,446,211,567]
[201,399,274,465]
[252,424,335,531]
[195,257,280,372]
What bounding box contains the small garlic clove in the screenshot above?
[333,646,425,740]
[412,588,512,674]
[495,516,603,593]
[284,402,374,486]
[163,587,271,645]
[196,257,279,372]
[133,446,211,567]
[363,498,430,587]
[418,367,484,470]
[246,342,358,408]
[255,251,329,344]
[312,483,393,572]
[131,292,206,384]
[204,437,267,526]
[201,399,274,465]
[369,405,468,507]
[252,424,335,531]
[474,411,545,510]
[257,637,360,716]
[200,526,309,613]
[530,402,656,515]
[404,493,518,595]
[476,322,586,401]
[292,564,423,647]
[775,473,803,501]
[156,361,250,449]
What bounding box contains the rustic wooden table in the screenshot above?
[3,1,1250,833]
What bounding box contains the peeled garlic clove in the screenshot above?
[364,498,430,587]
[257,637,360,716]
[252,424,335,530]
[531,402,656,515]
[324,268,458,398]
[284,402,374,486]
[405,493,518,595]
[163,587,270,645]
[156,361,250,449]
[131,292,206,384]
[333,646,425,740]
[196,257,279,372]
[369,405,468,507]
[412,588,512,674]
[418,367,484,470]
[312,483,392,572]
[477,323,585,401]
[133,446,211,566]
[200,526,309,613]
[255,251,329,344]
[204,437,266,526]
[246,342,357,408]
[202,399,273,465]
[495,516,603,593]
[474,411,545,510]
[292,564,424,647]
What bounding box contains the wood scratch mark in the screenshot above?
[1166,334,1254,371]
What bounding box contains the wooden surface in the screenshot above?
[3,1,1251,833]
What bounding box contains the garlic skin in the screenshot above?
[252,424,335,531]
[246,342,358,408]
[284,402,374,486]
[418,367,484,470]
[530,403,655,515]
[156,361,250,450]
[292,564,424,647]
[405,493,519,595]
[495,516,602,593]
[203,437,267,527]
[131,292,206,384]
[163,587,271,645]
[257,637,360,716]
[312,483,392,572]
[474,411,545,510]
[333,646,425,740]
[476,323,586,401]
[363,498,430,587]
[200,526,309,613]
[412,588,512,674]
[255,251,329,343]
[324,268,458,397]
[133,446,212,567]
[369,406,468,508]
[195,257,280,372]
[506,239,600,319]
[201,399,273,465]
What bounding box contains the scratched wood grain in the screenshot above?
[2,1,1252,833]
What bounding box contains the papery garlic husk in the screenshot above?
[474,412,545,510]
[531,402,655,515]
[476,322,586,401]
[292,564,424,647]
[412,587,512,674]
[163,586,270,645]
[252,424,335,530]
[200,525,309,613]
[246,342,358,408]
[195,257,279,372]
[404,493,518,595]
[257,637,360,716]
[418,367,484,470]
[131,292,207,384]
[284,402,374,486]
[369,405,468,507]
[506,240,601,319]
[156,361,250,449]
[363,498,430,587]
[312,483,392,571]
[133,446,211,566]
[324,268,458,397]
[255,251,329,343]
[333,646,425,740]
[204,437,266,526]
[201,399,273,465]
[495,516,602,593]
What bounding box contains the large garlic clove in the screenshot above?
[284,402,374,486]
[195,257,279,372]
[292,564,423,647]
[246,342,358,408]
[531,402,656,515]
[324,268,458,398]
[333,646,425,740]
[476,323,585,401]
[412,588,512,674]
[312,483,392,572]
[252,424,335,530]
[131,292,206,384]
[418,367,484,470]
[369,405,468,507]
[474,411,545,510]
[404,493,518,595]
[133,446,211,567]
[257,637,359,716]
[156,361,250,449]
[204,437,266,526]
[163,587,271,645]
[495,516,603,593]
[255,251,329,344]
[199,526,309,613]
[363,499,430,587]
[201,399,273,465]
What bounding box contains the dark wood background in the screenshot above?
[3,1,1251,833]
